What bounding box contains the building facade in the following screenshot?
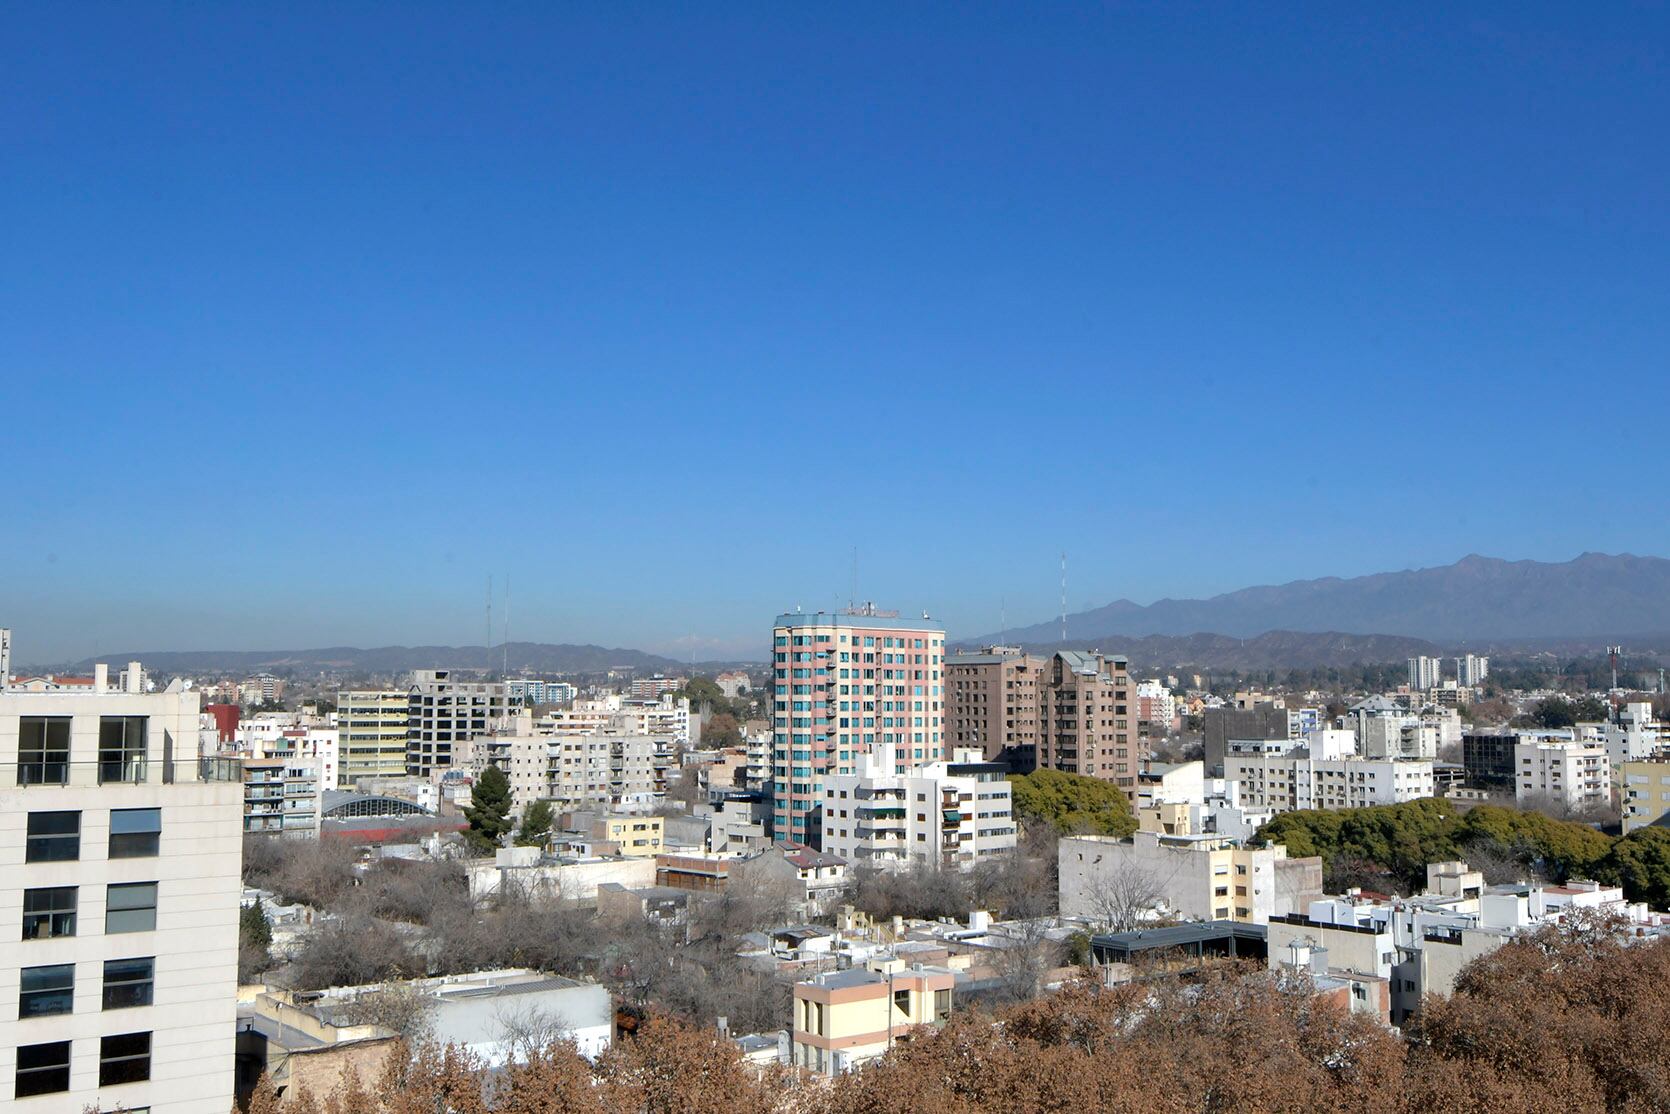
[1407,656,1443,692]
[791,962,954,1075]
[943,646,1044,769]
[1225,753,1436,812]
[770,609,944,847]
[1059,831,1322,925]
[1037,651,1140,791]
[1514,736,1609,813]
[1,672,243,1113]
[407,670,513,776]
[335,691,411,786]
[819,744,1016,871]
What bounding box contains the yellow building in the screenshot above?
[1621,759,1670,832]
[792,961,955,1074]
[590,814,664,856]
[336,690,411,784]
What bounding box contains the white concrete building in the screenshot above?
[1455,654,1489,688]
[1226,753,1436,813]
[819,745,1015,872]
[1,666,243,1113]
[1407,656,1443,692]
[1135,762,1273,842]
[1059,831,1322,925]
[1514,735,1609,812]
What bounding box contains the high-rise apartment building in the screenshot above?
[1036,651,1141,792]
[1407,656,1443,692]
[771,608,944,846]
[1455,654,1490,687]
[1,662,242,1113]
[334,690,411,786]
[944,646,1044,770]
[406,670,512,776]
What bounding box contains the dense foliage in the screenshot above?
[243,919,1670,1113]
[1255,798,1669,901]
[463,765,514,854]
[1008,769,1139,837]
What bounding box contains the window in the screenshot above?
[15,1040,71,1097]
[22,887,77,940]
[100,1031,152,1086]
[25,811,80,862]
[103,957,155,1009]
[99,716,149,784]
[109,808,163,858]
[19,964,75,1018]
[17,717,71,786]
[106,882,158,934]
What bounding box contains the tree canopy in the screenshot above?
[516,799,555,847]
[464,765,514,854]
[1008,769,1138,837]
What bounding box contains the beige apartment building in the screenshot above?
[944,646,1044,769]
[1038,651,1141,792]
[792,961,955,1074]
[334,690,411,786]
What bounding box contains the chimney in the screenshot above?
[94,663,108,693]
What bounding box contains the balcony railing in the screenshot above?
[9,756,244,788]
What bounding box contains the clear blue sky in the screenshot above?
[4,4,1668,664]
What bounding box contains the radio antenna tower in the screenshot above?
[1608,645,1623,690]
[503,575,510,678]
[486,575,493,674]
[1060,552,1068,645]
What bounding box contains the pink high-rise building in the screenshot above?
[771,607,944,847]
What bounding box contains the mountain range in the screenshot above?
[972,553,1670,646]
[49,642,695,678]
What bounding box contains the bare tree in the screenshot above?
[988,919,1064,1003]
[327,983,435,1041]
[493,1001,574,1062]
[1081,863,1166,932]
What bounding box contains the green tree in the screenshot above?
[1598,827,1670,909]
[517,798,555,847]
[464,765,514,854]
[240,896,272,951]
[1008,769,1138,837]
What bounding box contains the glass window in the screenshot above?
[25,811,80,862]
[106,882,158,934]
[22,887,77,940]
[99,717,148,784]
[99,1031,152,1086]
[19,964,75,1018]
[17,717,71,786]
[109,809,162,858]
[103,957,155,1010]
[15,1040,72,1097]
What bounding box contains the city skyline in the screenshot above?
[7,6,1670,662]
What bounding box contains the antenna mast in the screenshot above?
[486,575,493,676]
[503,575,510,678]
[1059,552,1067,645]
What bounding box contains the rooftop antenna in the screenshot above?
[486,575,493,676]
[503,575,510,678]
[1000,596,1006,642]
[1060,552,1068,645]
[851,547,858,612]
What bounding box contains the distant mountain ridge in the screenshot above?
[974,553,1670,645]
[951,630,1448,672]
[42,641,697,677]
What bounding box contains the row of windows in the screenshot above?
[16,1032,151,1098]
[23,883,158,939]
[26,808,161,862]
[21,956,154,1016]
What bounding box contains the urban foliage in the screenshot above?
[239,917,1670,1113]
[516,799,554,847]
[463,765,514,853]
[1255,798,1670,901]
[1007,769,1139,838]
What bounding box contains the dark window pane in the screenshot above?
[22,887,77,940]
[99,1031,151,1086]
[109,808,162,858]
[103,957,155,1010]
[17,718,71,786]
[16,1040,71,1097]
[19,964,75,1018]
[99,717,148,784]
[25,811,80,863]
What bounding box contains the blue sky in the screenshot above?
[4,4,1668,664]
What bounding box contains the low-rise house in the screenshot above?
[791,961,955,1074]
[733,844,849,916]
[467,845,657,905]
[596,882,690,924]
